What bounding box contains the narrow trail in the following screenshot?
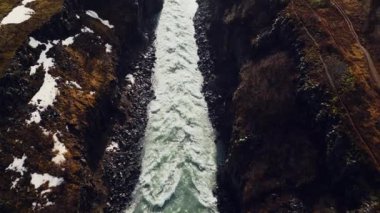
[331,0,380,89]
[125,0,218,212]
[292,0,380,169]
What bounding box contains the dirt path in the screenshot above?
[291,0,380,170]
[331,0,380,89]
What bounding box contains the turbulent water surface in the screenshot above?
[125,0,218,212]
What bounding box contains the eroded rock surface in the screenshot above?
[0,0,162,211]
[1,0,380,212]
[197,0,380,212]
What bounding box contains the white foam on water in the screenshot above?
[125,0,218,212]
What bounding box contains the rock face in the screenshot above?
[200,0,380,212]
[0,0,162,211]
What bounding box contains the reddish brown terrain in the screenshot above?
[198,0,380,212]
[0,0,162,211]
[1,0,380,212]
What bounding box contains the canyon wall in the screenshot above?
[203,0,380,211]
[0,0,162,211]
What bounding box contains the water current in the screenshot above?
[125,0,218,212]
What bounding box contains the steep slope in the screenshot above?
[199,0,380,211]
[0,0,64,77]
[0,0,162,211]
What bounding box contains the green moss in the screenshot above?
[339,71,356,94]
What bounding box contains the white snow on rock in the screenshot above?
[40,127,51,136]
[62,36,75,46]
[26,72,59,124]
[29,37,42,48]
[106,141,119,152]
[6,154,27,175]
[27,39,60,124]
[27,111,42,124]
[32,200,54,210]
[30,173,64,189]
[105,43,112,53]
[85,10,114,29]
[22,0,36,4]
[45,201,54,206]
[65,80,82,89]
[41,189,52,195]
[62,34,80,46]
[81,26,94,33]
[30,42,55,75]
[30,73,58,110]
[126,74,135,85]
[11,177,21,189]
[51,133,67,165]
[0,0,36,25]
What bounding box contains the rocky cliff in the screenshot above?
[2,0,380,212]
[199,0,380,212]
[0,0,162,211]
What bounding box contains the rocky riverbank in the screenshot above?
[103,26,158,213]
[194,0,238,212]
[1,0,380,212]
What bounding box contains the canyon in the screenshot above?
[0,0,380,212]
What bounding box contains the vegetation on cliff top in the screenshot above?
[0,0,64,77]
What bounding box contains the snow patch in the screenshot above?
[65,80,82,89]
[30,173,64,189]
[29,37,41,48]
[105,43,112,53]
[126,74,135,85]
[62,36,75,46]
[85,10,114,29]
[27,111,41,124]
[45,201,54,206]
[22,0,35,4]
[81,26,94,33]
[27,39,59,124]
[26,73,59,124]
[41,189,52,195]
[6,154,27,175]
[51,133,67,165]
[30,73,58,110]
[11,178,20,189]
[0,0,36,25]
[106,142,119,152]
[40,127,51,136]
[30,42,55,75]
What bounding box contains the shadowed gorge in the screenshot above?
[125,1,217,211]
[0,0,380,212]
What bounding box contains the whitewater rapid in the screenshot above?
[125,0,218,212]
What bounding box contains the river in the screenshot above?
[125,0,218,212]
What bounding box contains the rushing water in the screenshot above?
[125,0,218,212]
